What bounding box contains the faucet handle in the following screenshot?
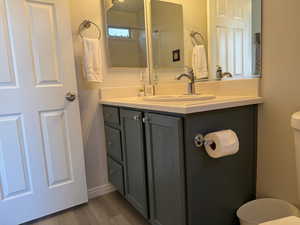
[216,65,222,71]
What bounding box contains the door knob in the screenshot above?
[65,92,77,102]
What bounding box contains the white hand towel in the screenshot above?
[83,38,103,82]
[192,45,208,79]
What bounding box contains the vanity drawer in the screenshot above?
[103,106,120,125]
[105,126,122,162]
[108,157,124,195]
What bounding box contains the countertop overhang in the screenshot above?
[99,96,263,114]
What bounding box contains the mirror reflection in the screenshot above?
[104,0,262,80]
[150,0,262,81]
[151,1,184,70]
[106,0,147,68]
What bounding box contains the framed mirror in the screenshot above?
[103,0,262,81]
[149,0,262,82]
[104,0,148,68]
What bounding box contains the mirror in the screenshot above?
[151,1,184,70]
[105,0,147,68]
[150,0,262,81]
[103,0,262,80]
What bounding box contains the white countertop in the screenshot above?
[99,96,263,114]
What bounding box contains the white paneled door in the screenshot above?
[0,0,88,224]
[208,0,252,76]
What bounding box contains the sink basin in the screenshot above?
[142,95,216,102]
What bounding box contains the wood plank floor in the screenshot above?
[23,192,150,225]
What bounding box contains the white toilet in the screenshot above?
[238,112,300,225]
[260,111,300,224]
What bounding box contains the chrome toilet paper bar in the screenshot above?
[194,130,240,159]
[194,134,214,148]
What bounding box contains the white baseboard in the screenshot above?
[88,183,116,199]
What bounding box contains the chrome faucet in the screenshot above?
[216,65,233,80]
[176,69,196,95]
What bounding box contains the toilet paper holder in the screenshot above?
[194,134,214,148]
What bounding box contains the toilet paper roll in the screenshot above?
[204,130,239,159]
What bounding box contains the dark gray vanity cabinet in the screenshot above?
[144,113,186,225]
[120,109,149,218]
[103,104,258,225]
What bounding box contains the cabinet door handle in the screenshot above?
[133,115,141,121]
[142,117,150,123]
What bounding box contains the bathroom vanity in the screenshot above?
[101,96,262,225]
[101,0,263,222]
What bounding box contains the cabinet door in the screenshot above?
[120,109,149,218]
[145,113,186,225]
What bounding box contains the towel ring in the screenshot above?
[79,20,101,40]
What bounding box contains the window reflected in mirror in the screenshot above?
[108,27,132,39]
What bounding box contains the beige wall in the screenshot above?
[70,0,144,191]
[257,0,300,206]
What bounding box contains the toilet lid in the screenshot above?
[260,217,300,225]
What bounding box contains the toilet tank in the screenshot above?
[291,111,300,199]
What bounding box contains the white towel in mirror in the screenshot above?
[83,38,103,82]
[192,45,208,79]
